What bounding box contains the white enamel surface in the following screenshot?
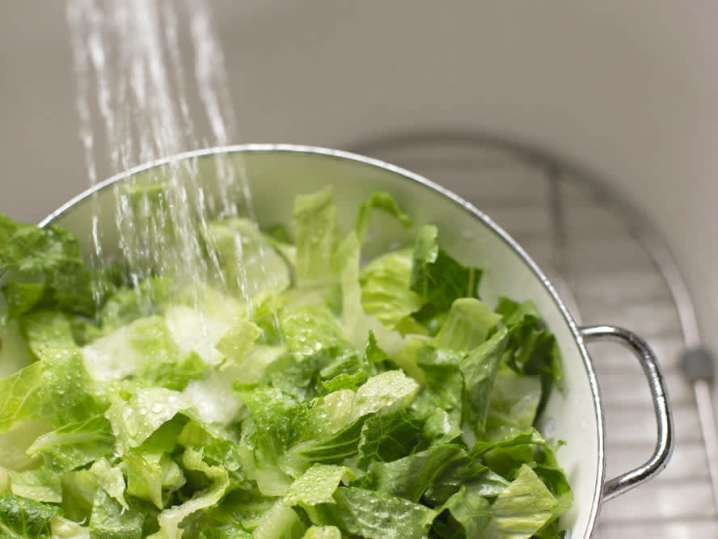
[47,146,604,537]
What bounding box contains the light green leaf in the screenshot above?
[150,449,229,539]
[0,320,34,377]
[302,526,341,539]
[206,218,291,298]
[106,388,189,450]
[0,420,50,471]
[60,469,98,523]
[460,327,508,438]
[216,320,261,368]
[126,452,185,510]
[27,416,113,472]
[360,249,423,330]
[280,306,344,359]
[164,305,232,367]
[230,345,284,386]
[253,500,305,539]
[487,367,542,432]
[335,233,405,354]
[82,315,177,383]
[285,464,352,507]
[50,516,90,538]
[489,464,558,539]
[21,310,80,363]
[441,484,491,537]
[435,298,499,352]
[326,487,436,539]
[90,458,128,510]
[293,187,338,287]
[352,370,419,419]
[9,468,61,503]
[305,389,356,439]
[182,372,243,426]
[0,351,99,433]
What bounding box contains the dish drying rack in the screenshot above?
[352,132,717,538]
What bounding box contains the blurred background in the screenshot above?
[1,1,717,536]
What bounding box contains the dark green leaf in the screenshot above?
[365,444,465,502]
[410,225,482,321]
[0,493,59,538]
[357,409,424,468]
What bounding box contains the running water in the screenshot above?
[66,0,263,313]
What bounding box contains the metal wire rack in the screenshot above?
[352,132,717,538]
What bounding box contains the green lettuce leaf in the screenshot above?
[351,370,419,419]
[60,469,97,523]
[26,416,113,472]
[434,298,499,352]
[0,353,100,433]
[415,347,463,444]
[151,449,229,539]
[410,225,482,322]
[0,215,94,319]
[359,249,424,330]
[489,464,558,538]
[486,366,542,432]
[252,500,305,539]
[303,526,341,539]
[355,192,412,244]
[206,218,291,298]
[90,458,128,510]
[365,444,464,502]
[89,489,144,539]
[357,409,424,468]
[93,276,171,336]
[439,484,492,537]
[293,187,338,287]
[279,306,344,360]
[0,320,34,377]
[9,468,62,503]
[497,297,564,415]
[21,310,80,363]
[0,492,59,538]
[285,464,352,507]
[460,327,508,438]
[106,388,189,451]
[318,487,436,539]
[50,516,91,538]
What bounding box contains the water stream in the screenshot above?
[66,0,262,315]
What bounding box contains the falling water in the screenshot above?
[66,0,262,313]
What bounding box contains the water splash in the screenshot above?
[66,0,270,318]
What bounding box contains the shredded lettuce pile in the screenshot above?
[0,188,571,538]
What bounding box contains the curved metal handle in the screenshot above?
[580,325,674,501]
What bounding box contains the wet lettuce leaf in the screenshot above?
[410,225,482,323]
[0,492,59,538]
[0,215,95,320]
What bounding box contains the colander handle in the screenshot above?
[580,325,674,501]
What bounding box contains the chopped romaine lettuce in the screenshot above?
[0,188,571,537]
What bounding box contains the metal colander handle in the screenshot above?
[581,325,674,501]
